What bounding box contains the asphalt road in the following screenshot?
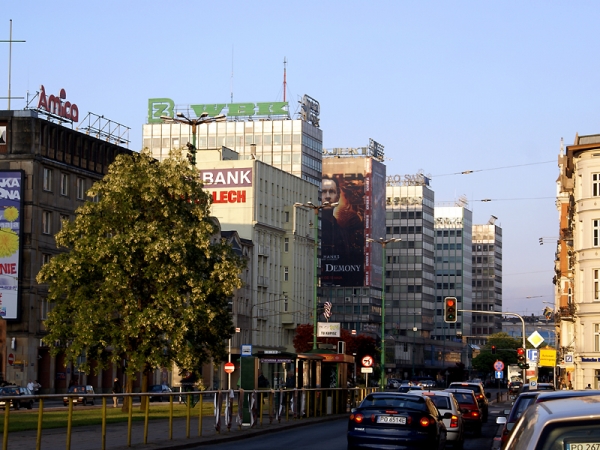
[191,405,501,450]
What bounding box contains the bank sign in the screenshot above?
[199,168,253,205]
[148,98,289,123]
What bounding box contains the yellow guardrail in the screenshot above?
[0,387,377,450]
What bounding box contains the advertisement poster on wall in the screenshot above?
[0,171,23,320]
[321,158,367,286]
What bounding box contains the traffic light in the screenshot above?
[444,297,457,323]
[517,347,526,369]
[491,345,496,355]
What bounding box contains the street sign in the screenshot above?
[530,379,538,390]
[565,353,573,364]
[493,360,505,371]
[527,349,539,362]
[362,355,374,367]
[495,371,503,379]
[241,344,252,356]
[224,362,235,374]
[528,331,545,348]
[7,353,14,366]
[361,367,373,373]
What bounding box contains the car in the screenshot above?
[0,386,33,410]
[444,388,482,436]
[503,395,600,450]
[496,388,600,447]
[496,390,541,447]
[419,378,436,388]
[148,384,173,402]
[416,390,465,449]
[519,382,555,393]
[398,385,424,393]
[63,385,96,406]
[508,380,523,393]
[347,392,448,450]
[386,379,402,389]
[447,381,490,422]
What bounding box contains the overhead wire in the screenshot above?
[432,160,555,178]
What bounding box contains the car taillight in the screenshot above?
[450,415,459,428]
[371,414,376,423]
[420,417,432,427]
[472,410,479,418]
[351,413,364,423]
[477,394,484,399]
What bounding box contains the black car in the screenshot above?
[447,381,490,422]
[0,386,33,410]
[347,392,448,450]
[148,384,172,402]
[63,385,96,406]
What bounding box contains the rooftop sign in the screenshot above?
[148,98,289,123]
[36,85,79,123]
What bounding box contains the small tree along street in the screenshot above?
[471,332,523,376]
[37,150,244,409]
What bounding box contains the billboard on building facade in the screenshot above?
[0,171,23,320]
[321,159,367,286]
[367,159,387,288]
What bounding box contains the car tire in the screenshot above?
[83,399,87,406]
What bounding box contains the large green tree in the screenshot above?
[471,332,523,374]
[37,150,243,392]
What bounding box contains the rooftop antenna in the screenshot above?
[1,20,26,109]
[283,57,287,102]
[230,45,234,103]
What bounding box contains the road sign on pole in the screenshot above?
[362,355,374,367]
[494,360,505,371]
[224,362,235,374]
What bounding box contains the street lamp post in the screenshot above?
[294,201,338,350]
[160,112,226,166]
[366,237,401,390]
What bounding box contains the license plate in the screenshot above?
[566,444,600,450]
[377,416,406,424]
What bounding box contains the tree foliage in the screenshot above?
[471,332,523,373]
[37,150,244,379]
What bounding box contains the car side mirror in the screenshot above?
[496,416,507,425]
[486,392,491,398]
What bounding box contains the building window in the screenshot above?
[285,211,290,222]
[594,174,600,196]
[41,299,49,321]
[596,324,600,352]
[42,211,52,234]
[42,253,52,265]
[76,178,85,200]
[284,267,289,281]
[284,238,289,252]
[43,168,53,191]
[60,214,69,230]
[595,220,600,247]
[60,173,69,196]
[284,295,289,312]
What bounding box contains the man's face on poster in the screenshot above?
[322,178,339,206]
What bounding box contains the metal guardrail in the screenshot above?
[0,387,377,450]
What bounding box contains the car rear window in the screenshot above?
[450,383,481,394]
[430,396,451,410]
[362,395,427,411]
[451,393,476,404]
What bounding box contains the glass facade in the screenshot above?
[142,119,323,186]
[433,206,473,341]
[384,185,436,340]
[471,224,503,345]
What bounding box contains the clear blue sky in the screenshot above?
[4,1,598,316]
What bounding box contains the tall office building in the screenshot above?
[384,174,436,376]
[321,145,386,339]
[433,204,473,342]
[471,220,503,345]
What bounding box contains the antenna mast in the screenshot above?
[230,46,234,103]
[1,20,26,109]
[283,57,287,102]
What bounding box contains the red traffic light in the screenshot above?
[491,345,497,355]
[517,348,525,356]
[446,299,455,307]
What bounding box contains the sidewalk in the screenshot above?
[3,411,345,450]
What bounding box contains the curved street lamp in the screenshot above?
[366,237,401,389]
[160,112,226,166]
[293,201,338,350]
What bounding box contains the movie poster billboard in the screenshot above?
[0,171,24,320]
[321,158,367,286]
